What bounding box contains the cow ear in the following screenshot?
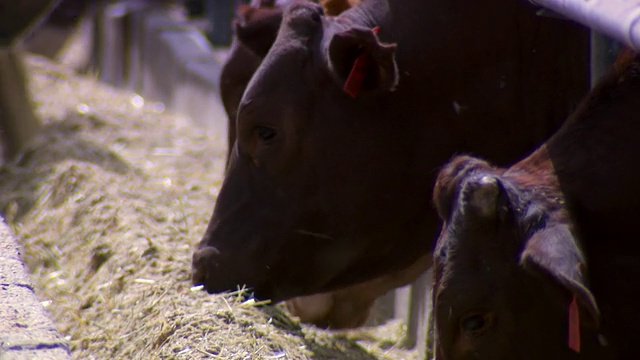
[520,224,601,328]
[327,27,398,97]
[235,6,284,58]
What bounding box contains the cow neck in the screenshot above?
[505,145,563,211]
[531,51,637,157]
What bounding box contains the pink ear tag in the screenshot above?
[342,26,380,98]
[568,295,581,353]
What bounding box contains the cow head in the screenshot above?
[432,155,603,359]
[192,0,417,302]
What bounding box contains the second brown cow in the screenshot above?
[432,51,640,359]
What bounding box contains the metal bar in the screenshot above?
[205,0,235,46]
[530,0,640,51]
[591,31,621,86]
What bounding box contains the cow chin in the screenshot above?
[191,224,347,303]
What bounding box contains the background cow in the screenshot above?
[193,0,590,312]
[220,0,285,170]
[432,50,640,359]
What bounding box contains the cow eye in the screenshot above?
[460,312,494,337]
[256,126,277,143]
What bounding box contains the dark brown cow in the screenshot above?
[193,0,590,304]
[432,51,640,360]
[221,0,400,330]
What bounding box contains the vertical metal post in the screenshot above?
[399,267,434,358]
[590,31,620,87]
[205,0,235,46]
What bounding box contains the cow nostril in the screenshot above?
[191,263,207,286]
[191,246,221,286]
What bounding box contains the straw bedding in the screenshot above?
[0,55,418,360]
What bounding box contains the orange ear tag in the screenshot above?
[568,295,581,353]
[342,26,380,98]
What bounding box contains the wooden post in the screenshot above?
[0,48,41,160]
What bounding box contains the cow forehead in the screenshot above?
[241,46,311,106]
[243,15,326,99]
[280,0,324,39]
[438,208,526,267]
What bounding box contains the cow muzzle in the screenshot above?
[191,245,222,291]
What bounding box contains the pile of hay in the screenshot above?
[0,55,418,359]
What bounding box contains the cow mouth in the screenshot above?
[191,246,220,287]
[191,245,284,301]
